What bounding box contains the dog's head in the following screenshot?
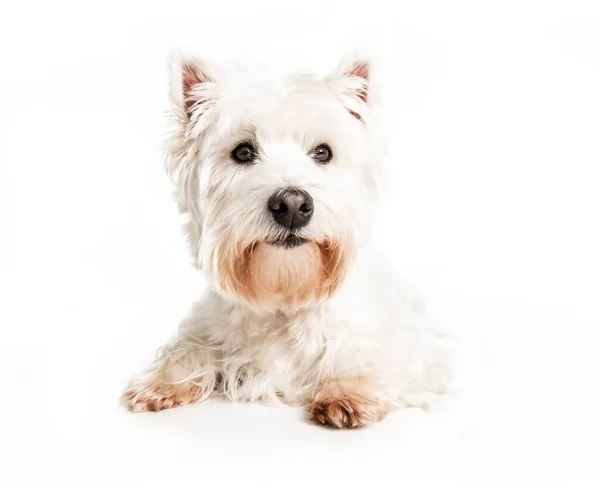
[165,52,384,313]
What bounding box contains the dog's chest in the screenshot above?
[240,309,336,390]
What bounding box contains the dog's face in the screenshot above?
[166,54,384,312]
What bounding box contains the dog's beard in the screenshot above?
[216,234,349,311]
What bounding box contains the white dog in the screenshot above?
[122,52,451,428]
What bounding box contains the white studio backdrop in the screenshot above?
[0,1,599,482]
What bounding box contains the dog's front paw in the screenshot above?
[309,383,388,429]
[122,377,205,412]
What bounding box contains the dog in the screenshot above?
[122,51,452,428]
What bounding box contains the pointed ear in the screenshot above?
[165,53,221,268]
[329,52,379,121]
[339,56,371,103]
[168,52,220,126]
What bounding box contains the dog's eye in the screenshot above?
[232,143,257,164]
[312,144,333,164]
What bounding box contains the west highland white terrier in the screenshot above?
[122,52,451,428]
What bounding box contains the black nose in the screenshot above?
[268,188,314,230]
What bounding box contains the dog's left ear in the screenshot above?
[328,53,380,120]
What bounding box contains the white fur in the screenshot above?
[123,51,451,426]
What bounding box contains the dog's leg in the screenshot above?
[122,337,218,412]
[309,375,389,429]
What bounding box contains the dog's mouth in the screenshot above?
[270,234,307,249]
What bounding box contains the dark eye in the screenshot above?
[312,144,332,164]
[231,142,257,164]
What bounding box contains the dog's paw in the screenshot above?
[309,384,388,429]
[121,378,205,412]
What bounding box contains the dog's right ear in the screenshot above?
[169,53,220,136]
[165,53,221,269]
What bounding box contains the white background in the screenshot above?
[1,1,599,482]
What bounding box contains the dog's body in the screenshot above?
[123,52,451,428]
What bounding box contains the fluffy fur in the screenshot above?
[122,51,452,428]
